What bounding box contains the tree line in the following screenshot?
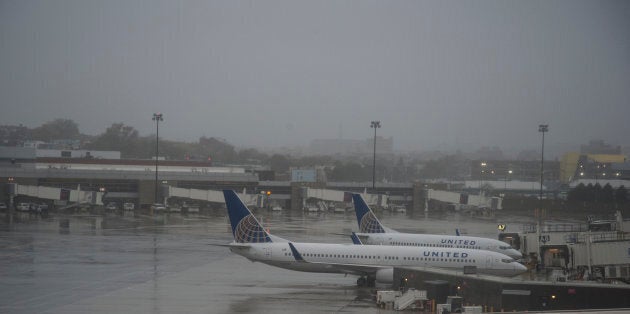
[2,119,563,184]
[13,119,402,180]
[567,183,627,204]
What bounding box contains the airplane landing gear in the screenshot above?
[357,277,366,287]
[367,276,376,287]
[356,276,376,287]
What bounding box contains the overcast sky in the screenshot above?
[1,0,629,154]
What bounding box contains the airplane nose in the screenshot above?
[515,262,527,274]
[509,250,524,259]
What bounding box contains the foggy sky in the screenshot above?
[1,0,629,154]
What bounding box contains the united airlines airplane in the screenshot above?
[222,190,527,286]
[351,194,523,259]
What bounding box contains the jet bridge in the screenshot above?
[303,187,388,207]
[426,189,502,210]
[166,186,257,205]
[9,183,106,205]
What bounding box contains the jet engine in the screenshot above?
[375,268,394,285]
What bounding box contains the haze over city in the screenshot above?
[1,0,629,156]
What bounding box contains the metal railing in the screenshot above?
[564,231,628,243]
[522,223,591,233]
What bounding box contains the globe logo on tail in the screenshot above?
[235,214,272,243]
[359,211,385,233]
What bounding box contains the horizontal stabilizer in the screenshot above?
[350,232,363,245]
[208,242,251,248]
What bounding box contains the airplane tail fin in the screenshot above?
[223,190,274,243]
[352,194,386,233]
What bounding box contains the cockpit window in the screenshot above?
[499,246,513,250]
[501,258,515,263]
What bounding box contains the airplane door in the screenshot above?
[486,255,493,269]
[263,247,272,260]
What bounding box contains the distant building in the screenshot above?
[0,146,121,161]
[291,169,317,182]
[0,124,30,146]
[581,139,621,155]
[560,152,628,183]
[611,162,630,180]
[23,141,47,149]
[470,159,559,182]
[36,149,121,159]
[290,168,327,183]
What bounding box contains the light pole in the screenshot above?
[538,124,548,266]
[479,162,487,196]
[152,113,163,209]
[370,121,381,191]
[504,169,513,194]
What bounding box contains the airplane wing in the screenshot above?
[288,243,388,276]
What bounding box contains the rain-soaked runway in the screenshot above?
[0,208,546,313]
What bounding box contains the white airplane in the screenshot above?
[222,190,527,287]
[351,194,523,259]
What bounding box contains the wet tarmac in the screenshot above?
[0,208,544,313]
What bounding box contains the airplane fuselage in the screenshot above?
[230,242,527,277]
[355,232,523,259]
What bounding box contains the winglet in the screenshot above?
[352,194,386,233]
[350,232,363,245]
[288,243,304,262]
